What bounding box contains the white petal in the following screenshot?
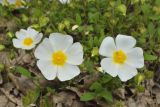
[66,42,83,65]
[118,64,137,82]
[22,44,35,50]
[49,33,73,51]
[116,34,136,52]
[15,29,27,40]
[13,38,35,50]
[100,58,118,77]
[12,39,22,48]
[59,0,70,4]
[34,33,43,44]
[37,60,57,80]
[99,37,116,57]
[27,27,39,38]
[126,47,144,68]
[34,38,53,60]
[57,64,80,81]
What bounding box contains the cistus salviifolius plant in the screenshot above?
[0,0,160,107]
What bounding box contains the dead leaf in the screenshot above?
[0,73,3,84]
[0,52,12,68]
[0,88,22,106]
[0,95,8,107]
[22,54,32,64]
[71,100,84,107]
[3,82,15,92]
[81,72,100,89]
[66,86,83,97]
[114,88,125,100]
[6,101,16,107]
[8,73,36,94]
[52,91,76,107]
[126,98,136,107]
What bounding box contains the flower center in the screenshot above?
[23,38,33,46]
[15,0,22,7]
[113,50,127,64]
[52,51,67,66]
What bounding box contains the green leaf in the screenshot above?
[39,16,49,27]
[90,82,103,92]
[101,74,112,84]
[84,60,94,73]
[116,4,127,16]
[131,0,139,4]
[0,44,5,51]
[98,90,113,102]
[91,47,99,57]
[148,22,155,36]
[144,70,154,79]
[40,97,52,107]
[144,53,157,61]
[16,66,32,78]
[134,73,145,85]
[47,87,55,93]
[22,88,41,107]
[80,92,96,101]
[141,4,151,14]
[157,27,160,37]
[0,62,4,72]
[64,20,70,28]
[136,85,145,92]
[155,0,160,5]
[88,12,99,23]
[76,14,82,25]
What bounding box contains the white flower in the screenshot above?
[59,0,70,4]
[34,33,83,81]
[13,27,43,50]
[99,34,144,82]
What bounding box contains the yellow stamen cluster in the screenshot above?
[23,38,33,46]
[15,0,22,7]
[52,51,67,66]
[113,50,127,64]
